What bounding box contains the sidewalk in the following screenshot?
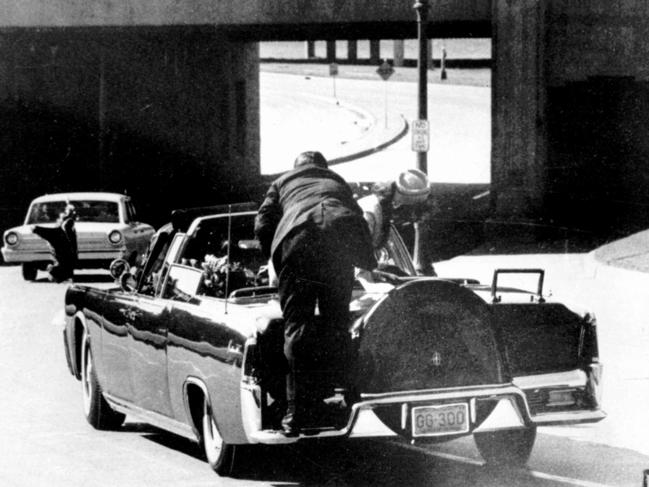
[593,228,649,273]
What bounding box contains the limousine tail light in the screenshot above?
[4,231,18,246]
[108,230,123,244]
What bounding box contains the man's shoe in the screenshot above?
[281,411,300,437]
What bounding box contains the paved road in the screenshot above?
[2,71,647,487]
[260,71,490,183]
[0,264,647,487]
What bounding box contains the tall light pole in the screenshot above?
[414,0,429,174]
[413,0,430,274]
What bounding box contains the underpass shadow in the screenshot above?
[136,427,557,486]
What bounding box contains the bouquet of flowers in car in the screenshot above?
[201,254,247,297]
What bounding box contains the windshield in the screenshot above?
[27,200,120,224]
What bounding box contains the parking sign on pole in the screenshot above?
[411,119,429,152]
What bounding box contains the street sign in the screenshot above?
[411,119,429,152]
[329,62,339,76]
[376,60,395,81]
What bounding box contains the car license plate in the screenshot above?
[411,403,469,437]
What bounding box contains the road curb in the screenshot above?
[329,114,409,166]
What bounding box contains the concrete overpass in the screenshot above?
[0,1,490,37]
[0,1,647,236]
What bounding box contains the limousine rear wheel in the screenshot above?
[474,426,537,466]
[201,400,237,476]
[81,332,125,430]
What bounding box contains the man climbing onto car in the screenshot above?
[255,150,376,436]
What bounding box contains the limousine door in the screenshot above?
[127,232,184,417]
[100,291,137,402]
[128,296,173,417]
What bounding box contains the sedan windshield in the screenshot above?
[27,200,120,223]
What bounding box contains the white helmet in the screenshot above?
[393,168,430,207]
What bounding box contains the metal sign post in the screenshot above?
[414,0,429,174]
[329,62,338,101]
[413,0,430,275]
[376,60,395,129]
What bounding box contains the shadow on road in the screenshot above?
[139,430,567,486]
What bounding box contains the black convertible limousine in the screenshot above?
[60,203,605,476]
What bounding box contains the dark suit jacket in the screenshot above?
[33,216,77,265]
[255,163,376,271]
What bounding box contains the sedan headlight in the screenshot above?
[4,232,18,246]
[108,230,123,244]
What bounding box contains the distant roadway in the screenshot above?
[260,71,491,183]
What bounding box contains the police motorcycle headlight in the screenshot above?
[108,230,123,244]
[4,231,19,246]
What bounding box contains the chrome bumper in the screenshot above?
[241,372,605,445]
[1,247,124,263]
[1,248,51,263]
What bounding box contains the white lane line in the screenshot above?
[399,444,615,487]
[527,469,614,487]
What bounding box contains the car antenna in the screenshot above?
[224,204,232,314]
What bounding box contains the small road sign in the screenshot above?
[411,119,429,152]
[376,60,395,81]
[329,63,339,76]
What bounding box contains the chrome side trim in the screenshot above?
[513,369,587,389]
[528,410,606,426]
[104,393,196,441]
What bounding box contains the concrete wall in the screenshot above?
[0,1,489,29]
[492,0,649,234]
[0,29,260,227]
[545,1,649,231]
[491,0,547,221]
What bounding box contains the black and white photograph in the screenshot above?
[0,1,647,486]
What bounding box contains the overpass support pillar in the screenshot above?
[369,40,380,64]
[347,40,357,63]
[393,40,405,66]
[491,0,547,225]
[305,41,315,59]
[326,41,336,62]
